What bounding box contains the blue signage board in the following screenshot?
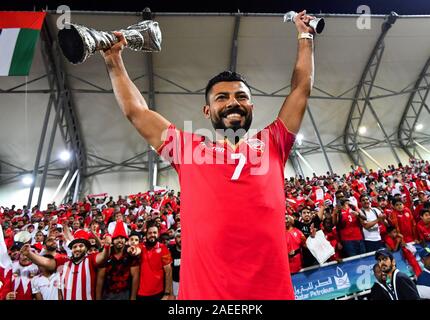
[291,245,421,300]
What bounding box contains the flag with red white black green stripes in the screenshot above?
[0,11,46,76]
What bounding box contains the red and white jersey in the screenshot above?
[9,261,39,300]
[56,253,98,300]
[158,118,295,300]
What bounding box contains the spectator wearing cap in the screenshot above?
[96,222,139,300]
[132,222,173,300]
[415,172,430,193]
[416,247,430,299]
[31,254,62,300]
[21,230,112,300]
[359,194,388,253]
[370,263,391,300]
[168,228,181,299]
[389,198,417,243]
[375,248,419,300]
[417,208,430,245]
[133,216,145,240]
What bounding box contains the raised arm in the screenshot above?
[95,236,112,266]
[20,244,56,272]
[102,32,171,150]
[278,10,315,134]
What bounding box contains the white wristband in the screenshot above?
[298,32,314,40]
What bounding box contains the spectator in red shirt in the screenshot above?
[417,208,430,245]
[383,226,403,252]
[389,199,417,243]
[285,215,306,273]
[412,191,427,223]
[322,217,342,261]
[133,223,173,300]
[332,198,366,257]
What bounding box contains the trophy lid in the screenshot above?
[14,230,32,243]
[58,25,86,64]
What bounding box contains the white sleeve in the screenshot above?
[31,278,40,294]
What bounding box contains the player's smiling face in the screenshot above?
[204,81,254,134]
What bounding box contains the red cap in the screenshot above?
[112,222,128,240]
[73,229,90,240]
[68,229,91,249]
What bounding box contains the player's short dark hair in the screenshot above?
[205,71,251,104]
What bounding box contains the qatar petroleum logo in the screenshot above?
[244,138,265,152]
[334,266,351,290]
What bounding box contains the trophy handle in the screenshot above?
[283,11,325,34]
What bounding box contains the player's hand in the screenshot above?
[161,294,173,300]
[100,31,127,61]
[294,10,316,34]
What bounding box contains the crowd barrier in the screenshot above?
[291,244,423,300]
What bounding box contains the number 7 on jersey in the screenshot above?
[231,153,246,180]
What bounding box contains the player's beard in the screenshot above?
[211,107,252,143]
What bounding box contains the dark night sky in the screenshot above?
[2,0,430,15]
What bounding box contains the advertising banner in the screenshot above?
[291,245,422,300]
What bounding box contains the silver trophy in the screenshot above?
[58,19,162,64]
[283,11,325,34]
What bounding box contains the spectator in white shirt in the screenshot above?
[31,254,63,300]
[359,194,388,253]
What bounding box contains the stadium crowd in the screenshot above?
[0,157,429,300]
